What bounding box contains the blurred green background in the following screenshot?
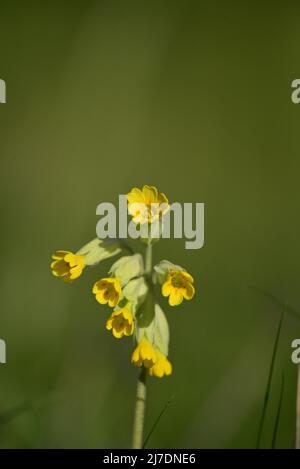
[0,0,299,449]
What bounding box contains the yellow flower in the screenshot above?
[51,251,85,283]
[131,337,157,368]
[162,270,195,306]
[127,185,169,224]
[148,350,172,378]
[106,307,134,339]
[93,277,121,307]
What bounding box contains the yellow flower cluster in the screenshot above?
[50,185,196,379]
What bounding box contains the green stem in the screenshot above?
[145,242,152,274]
[132,367,147,449]
[132,242,152,449]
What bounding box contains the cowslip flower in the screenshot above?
[148,349,172,378]
[51,251,85,283]
[127,185,169,224]
[50,239,122,284]
[131,337,157,368]
[93,277,121,307]
[51,185,197,449]
[106,306,134,339]
[162,270,195,306]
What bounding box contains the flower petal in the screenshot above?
[183,283,195,300]
[169,289,183,306]
[162,281,172,297]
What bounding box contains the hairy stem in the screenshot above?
[132,242,152,449]
[132,367,147,449]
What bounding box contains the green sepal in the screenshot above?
[109,254,143,286]
[153,303,169,356]
[123,277,148,316]
[153,260,184,284]
[76,238,122,266]
[134,291,155,343]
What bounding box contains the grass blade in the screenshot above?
[256,308,284,449]
[0,401,31,425]
[296,365,300,449]
[143,395,174,449]
[271,373,284,449]
[250,287,300,322]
